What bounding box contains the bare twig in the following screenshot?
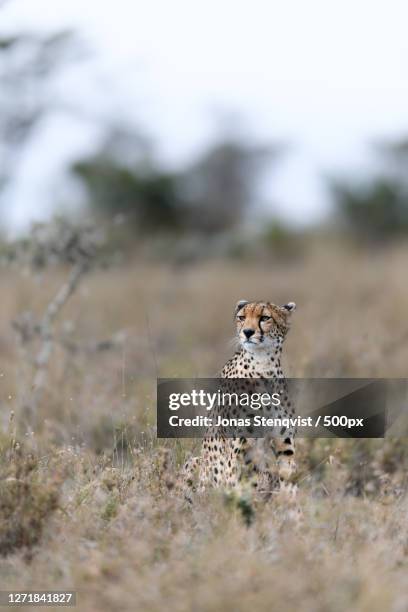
[10,218,106,422]
[33,261,87,391]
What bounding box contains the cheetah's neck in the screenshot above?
[233,346,284,379]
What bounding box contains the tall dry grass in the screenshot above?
[0,241,407,611]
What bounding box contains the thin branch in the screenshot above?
[33,261,87,391]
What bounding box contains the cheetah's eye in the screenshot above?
[238,315,245,322]
[260,315,271,322]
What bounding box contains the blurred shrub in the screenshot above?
[331,138,408,242]
[71,127,279,238]
[0,29,81,199]
[332,178,408,241]
[260,219,304,257]
[11,217,105,269]
[179,139,276,234]
[0,435,59,557]
[73,157,182,232]
[299,438,408,498]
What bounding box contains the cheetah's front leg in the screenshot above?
[272,436,297,493]
[179,455,202,500]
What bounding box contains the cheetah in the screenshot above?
[182,299,297,498]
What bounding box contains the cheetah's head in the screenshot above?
[235,300,296,352]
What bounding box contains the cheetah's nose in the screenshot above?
[243,329,255,339]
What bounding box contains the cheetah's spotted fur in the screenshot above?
[182,299,297,499]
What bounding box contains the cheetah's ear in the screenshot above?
[282,301,296,314]
[235,299,249,315]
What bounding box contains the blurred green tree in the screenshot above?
[0,29,80,201]
[332,179,408,240]
[71,128,182,232]
[331,142,408,241]
[179,139,277,233]
[72,127,278,235]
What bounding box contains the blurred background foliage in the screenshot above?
[0,23,407,257]
[331,142,408,242]
[71,127,276,237]
[0,29,80,197]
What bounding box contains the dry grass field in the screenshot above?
[1,241,408,611]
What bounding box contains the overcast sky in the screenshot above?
[3,0,408,230]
